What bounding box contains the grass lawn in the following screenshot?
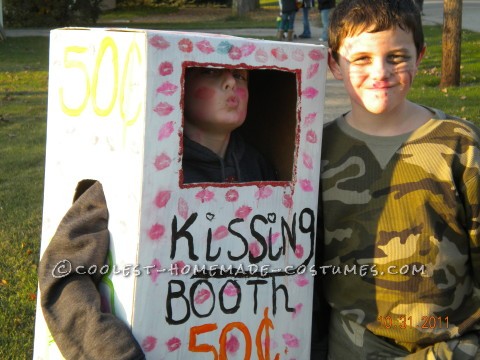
[0,8,479,357]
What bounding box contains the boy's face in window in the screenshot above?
[184,68,249,134]
[329,26,425,116]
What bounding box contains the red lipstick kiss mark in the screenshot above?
[158,121,174,141]
[294,274,309,287]
[294,244,304,258]
[223,283,239,296]
[308,49,324,61]
[229,46,242,60]
[158,62,173,76]
[149,36,170,50]
[196,189,215,203]
[196,40,215,54]
[154,102,174,116]
[271,47,288,61]
[150,258,161,283]
[235,205,252,219]
[156,81,178,96]
[303,87,319,99]
[307,62,320,79]
[178,38,193,53]
[148,223,165,241]
[270,232,280,244]
[154,190,171,208]
[241,43,256,57]
[142,336,157,352]
[306,130,318,143]
[213,226,228,240]
[226,335,240,354]
[304,112,317,125]
[194,288,211,304]
[302,152,313,169]
[255,186,273,200]
[154,153,171,170]
[249,242,261,257]
[282,194,293,208]
[178,197,189,220]
[299,179,314,192]
[282,333,300,348]
[292,303,303,319]
[255,48,268,63]
[292,48,305,62]
[166,337,181,352]
[225,189,239,202]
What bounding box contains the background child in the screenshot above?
[277,0,299,41]
[39,67,276,359]
[318,0,480,358]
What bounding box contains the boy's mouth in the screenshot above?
[371,81,391,90]
[226,96,239,107]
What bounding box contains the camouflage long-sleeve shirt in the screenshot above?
[320,108,480,355]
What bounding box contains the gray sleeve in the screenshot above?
[38,181,145,360]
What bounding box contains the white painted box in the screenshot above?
[34,27,327,359]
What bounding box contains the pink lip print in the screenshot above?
[154,102,174,117]
[240,43,256,57]
[194,288,211,304]
[178,38,193,53]
[149,258,161,283]
[148,223,165,241]
[294,274,309,287]
[303,87,319,99]
[271,47,288,61]
[299,179,314,192]
[306,130,317,143]
[154,190,171,208]
[213,225,228,240]
[149,36,170,50]
[235,205,252,219]
[308,49,324,61]
[158,121,174,141]
[302,153,313,169]
[292,303,303,319]
[295,244,304,258]
[282,194,293,208]
[282,333,300,348]
[196,189,215,203]
[255,186,273,200]
[158,62,173,76]
[178,197,189,220]
[226,334,240,354]
[223,283,239,296]
[142,336,157,352]
[156,81,178,96]
[225,189,239,202]
[154,153,171,170]
[307,63,320,79]
[255,48,268,63]
[166,337,181,352]
[196,40,215,54]
[229,46,242,60]
[292,48,305,62]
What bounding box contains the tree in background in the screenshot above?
[440,0,462,87]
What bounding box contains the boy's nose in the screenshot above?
[222,70,237,90]
[371,59,391,79]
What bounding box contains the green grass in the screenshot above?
[0,22,479,358]
[409,27,480,123]
[0,37,49,358]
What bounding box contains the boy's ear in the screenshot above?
[328,50,343,80]
[416,43,427,66]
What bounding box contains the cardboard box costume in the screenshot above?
[34,28,327,359]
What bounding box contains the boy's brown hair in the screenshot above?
[328,0,424,62]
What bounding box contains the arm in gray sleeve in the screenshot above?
[38,181,145,360]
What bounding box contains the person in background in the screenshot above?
[317,0,480,358]
[277,0,299,41]
[38,67,276,360]
[317,0,335,42]
[299,0,314,39]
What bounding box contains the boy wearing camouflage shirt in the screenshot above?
[318,0,480,358]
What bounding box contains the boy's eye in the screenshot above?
[387,54,411,64]
[350,56,371,65]
[232,70,248,81]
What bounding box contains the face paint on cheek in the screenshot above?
[194,86,215,100]
[235,87,248,100]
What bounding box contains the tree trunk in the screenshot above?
[232,0,255,17]
[440,0,462,87]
